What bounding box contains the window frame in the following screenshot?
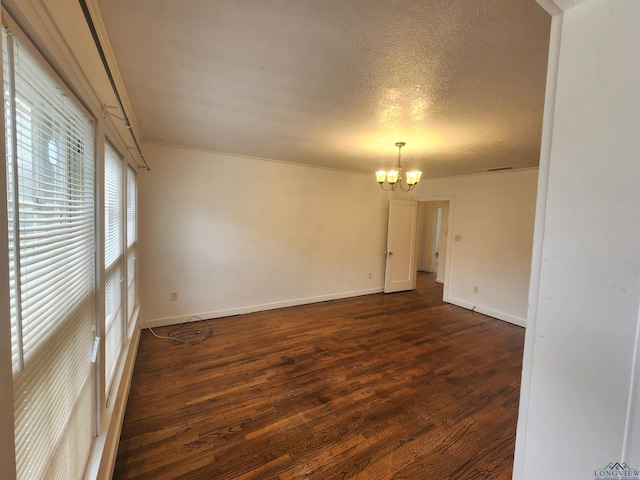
[4,22,98,480]
[2,9,142,479]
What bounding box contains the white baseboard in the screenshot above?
[143,287,385,328]
[444,296,527,328]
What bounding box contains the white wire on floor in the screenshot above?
[144,316,212,345]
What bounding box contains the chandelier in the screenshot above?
[375,142,422,192]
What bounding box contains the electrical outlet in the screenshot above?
[454,234,462,242]
[368,272,373,279]
[473,286,479,294]
[170,292,178,301]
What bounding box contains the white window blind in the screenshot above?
[126,165,137,324]
[4,27,96,480]
[104,142,123,390]
[4,22,19,375]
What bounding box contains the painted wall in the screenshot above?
[139,142,391,326]
[140,145,539,328]
[515,1,640,477]
[413,168,539,326]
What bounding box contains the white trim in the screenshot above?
[536,0,588,15]
[143,288,384,329]
[445,296,527,328]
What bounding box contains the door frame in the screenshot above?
[413,194,456,304]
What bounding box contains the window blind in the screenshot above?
[4,27,96,480]
[126,165,137,324]
[104,142,123,390]
[4,23,19,374]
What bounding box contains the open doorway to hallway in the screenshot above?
[417,200,449,284]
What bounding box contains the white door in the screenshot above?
[384,200,419,293]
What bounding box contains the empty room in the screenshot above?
[1,1,640,480]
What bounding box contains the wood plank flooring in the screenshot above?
[114,273,525,479]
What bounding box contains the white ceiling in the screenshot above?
[96,0,551,178]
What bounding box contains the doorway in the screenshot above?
[417,200,450,286]
[433,206,443,276]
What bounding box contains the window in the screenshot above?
[126,165,137,325]
[104,142,123,391]
[4,27,96,480]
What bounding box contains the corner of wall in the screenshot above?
[511,10,564,480]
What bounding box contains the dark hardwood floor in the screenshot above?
[114,273,525,479]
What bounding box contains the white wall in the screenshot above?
[515,1,640,477]
[413,168,538,326]
[139,142,391,326]
[139,145,539,329]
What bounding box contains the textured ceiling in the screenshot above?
[96,0,551,178]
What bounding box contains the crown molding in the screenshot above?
[536,0,589,15]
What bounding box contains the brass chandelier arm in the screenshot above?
[377,182,416,192]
